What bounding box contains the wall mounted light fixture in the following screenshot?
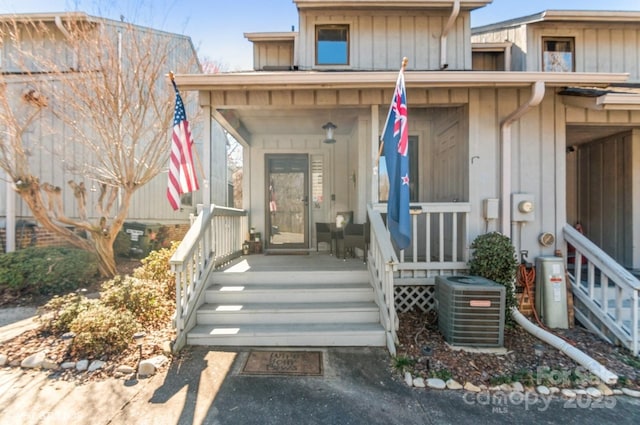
[322,121,337,144]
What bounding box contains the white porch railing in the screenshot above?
[367,205,400,356]
[564,224,640,356]
[169,205,248,352]
[367,202,472,354]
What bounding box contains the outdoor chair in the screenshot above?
[316,222,333,252]
[341,222,368,262]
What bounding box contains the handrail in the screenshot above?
[170,204,248,352]
[367,204,399,355]
[563,224,639,356]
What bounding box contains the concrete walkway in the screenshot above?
[1,345,640,425]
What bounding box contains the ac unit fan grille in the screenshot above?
[436,276,506,347]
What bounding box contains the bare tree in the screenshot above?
[0,15,198,276]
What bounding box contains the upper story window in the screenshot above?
[316,25,349,66]
[542,37,574,72]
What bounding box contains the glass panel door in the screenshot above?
[266,154,309,249]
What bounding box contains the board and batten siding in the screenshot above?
[473,21,640,81]
[2,20,205,225]
[296,9,472,71]
[573,130,640,268]
[252,41,294,70]
[467,86,566,258]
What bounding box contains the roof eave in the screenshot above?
[173,71,630,92]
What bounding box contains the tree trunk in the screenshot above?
[92,232,117,277]
[16,177,117,277]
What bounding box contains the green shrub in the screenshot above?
[133,241,179,300]
[100,275,174,328]
[69,303,139,358]
[468,232,518,324]
[113,231,132,257]
[0,247,98,297]
[36,292,97,334]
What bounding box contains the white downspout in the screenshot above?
[500,81,545,238]
[512,307,618,384]
[440,0,460,70]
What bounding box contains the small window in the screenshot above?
[542,37,574,72]
[316,25,349,65]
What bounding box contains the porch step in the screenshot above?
[196,301,380,324]
[186,323,386,347]
[187,269,385,348]
[205,283,375,304]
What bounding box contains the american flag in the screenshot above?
[167,79,199,210]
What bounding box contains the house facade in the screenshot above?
[177,1,640,269]
[163,1,640,355]
[0,13,226,252]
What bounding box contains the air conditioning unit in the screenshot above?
[435,275,506,347]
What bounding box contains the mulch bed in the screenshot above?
[395,310,640,390]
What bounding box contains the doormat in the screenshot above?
[241,351,323,376]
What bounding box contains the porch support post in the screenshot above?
[199,91,212,207]
[500,81,545,238]
[371,104,380,203]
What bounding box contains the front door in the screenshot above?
[266,154,309,249]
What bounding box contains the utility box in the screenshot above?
[535,256,569,329]
[123,222,162,257]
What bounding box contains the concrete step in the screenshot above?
[186,322,386,347]
[196,301,380,325]
[205,282,374,304]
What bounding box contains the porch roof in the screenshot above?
[560,85,640,111]
[174,70,629,92]
[293,0,492,10]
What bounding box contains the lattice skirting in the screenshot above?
[395,285,436,313]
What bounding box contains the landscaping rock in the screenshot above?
[426,378,446,390]
[586,387,602,398]
[0,354,7,366]
[76,359,89,371]
[511,382,524,392]
[446,379,463,390]
[561,389,577,398]
[536,385,551,396]
[621,388,640,398]
[404,372,413,387]
[116,365,135,374]
[597,383,613,396]
[21,351,46,369]
[61,362,76,369]
[464,382,481,393]
[88,360,106,372]
[413,377,425,388]
[42,359,58,370]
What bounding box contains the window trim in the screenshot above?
[542,37,575,72]
[315,24,350,66]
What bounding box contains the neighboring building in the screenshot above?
[0,12,228,251]
[471,10,640,269]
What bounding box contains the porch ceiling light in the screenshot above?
[322,121,337,144]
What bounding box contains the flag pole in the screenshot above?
[168,71,206,185]
[377,57,409,166]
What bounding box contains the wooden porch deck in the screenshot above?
[220,251,368,273]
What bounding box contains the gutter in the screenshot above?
[440,0,460,70]
[500,81,545,238]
